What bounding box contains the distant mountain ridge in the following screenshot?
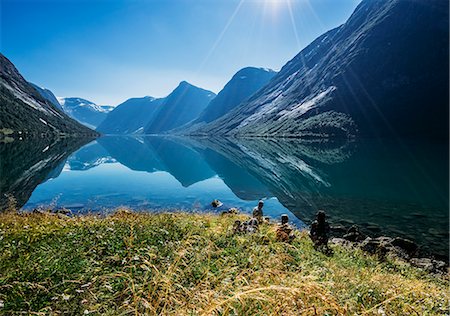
[58,97,113,129]
[0,53,96,137]
[97,96,164,134]
[145,81,216,134]
[191,0,449,139]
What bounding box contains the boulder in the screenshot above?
[343,225,366,242]
[330,237,354,249]
[410,258,447,274]
[359,237,393,256]
[391,237,418,257]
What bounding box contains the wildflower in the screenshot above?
[62,294,70,301]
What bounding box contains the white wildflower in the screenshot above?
[62,294,70,301]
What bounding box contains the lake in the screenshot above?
[1,136,448,259]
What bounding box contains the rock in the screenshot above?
[343,225,366,242]
[211,199,223,208]
[391,237,418,257]
[57,213,70,219]
[54,208,72,216]
[433,260,447,271]
[330,237,354,249]
[330,224,347,235]
[359,237,393,256]
[410,258,447,274]
[222,207,239,215]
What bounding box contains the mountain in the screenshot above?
[29,83,63,111]
[145,81,215,133]
[193,0,449,139]
[0,53,96,138]
[58,97,113,129]
[100,105,115,112]
[193,67,276,125]
[96,96,164,134]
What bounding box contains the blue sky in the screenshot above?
[1,0,360,106]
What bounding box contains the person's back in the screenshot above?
[310,211,330,247]
[276,214,295,242]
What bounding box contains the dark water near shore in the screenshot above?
[1,136,448,258]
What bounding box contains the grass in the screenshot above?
[0,210,448,315]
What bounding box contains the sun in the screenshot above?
[265,0,288,9]
[257,0,293,19]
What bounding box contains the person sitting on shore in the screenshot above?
[253,200,264,222]
[232,218,259,234]
[310,210,332,254]
[247,217,259,233]
[276,214,295,242]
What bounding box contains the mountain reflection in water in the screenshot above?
[0,136,448,258]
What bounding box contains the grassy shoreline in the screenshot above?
[0,210,448,315]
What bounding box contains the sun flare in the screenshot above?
[263,0,292,11]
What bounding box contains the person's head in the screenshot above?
[317,210,326,223]
[258,200,264,209]
[281,214,289,224]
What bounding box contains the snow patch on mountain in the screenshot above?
[278,86,336,119]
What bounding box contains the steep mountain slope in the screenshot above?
[29,83,63,111]
[191,67,276,126]
[59,97,112,129]
[97,97,164,134]
[145,81,215,133]
[194,0,448,139]
[0,53,96,137]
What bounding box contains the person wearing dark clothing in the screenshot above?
[310,210,332,254]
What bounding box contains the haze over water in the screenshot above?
[1,136,448,259]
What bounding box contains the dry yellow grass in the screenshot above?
[0,210,448,315]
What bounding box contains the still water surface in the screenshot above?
[1,136,448,258]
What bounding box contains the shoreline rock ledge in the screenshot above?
[331,235,447,275]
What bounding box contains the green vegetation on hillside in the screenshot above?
[0,211,448,315]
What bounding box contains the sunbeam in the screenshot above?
[194,0,245,79]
